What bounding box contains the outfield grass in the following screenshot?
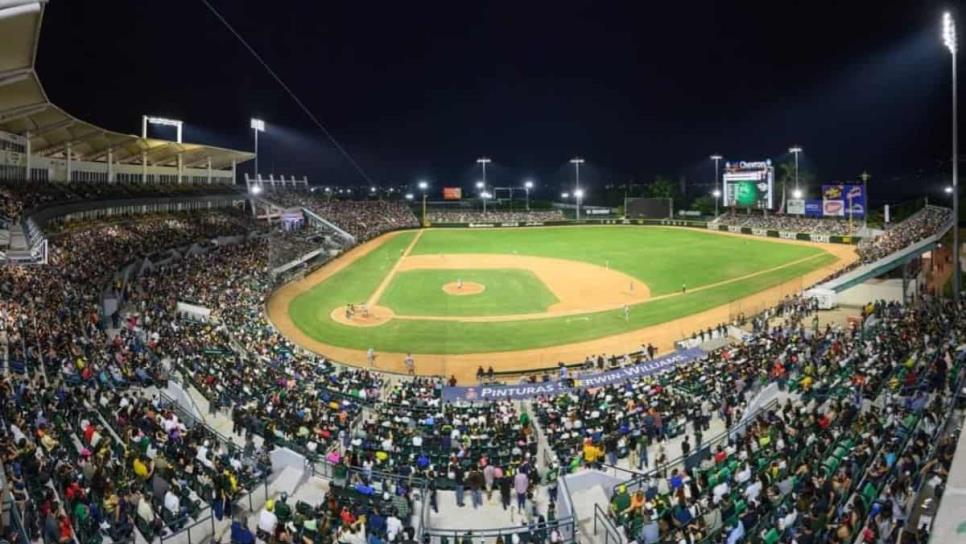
[379,268,558,316]
[410,226,825,295]
[286,226,838,354]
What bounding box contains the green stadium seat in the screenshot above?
[762,528,780,544]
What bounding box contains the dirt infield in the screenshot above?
[329,305,395,327]
[395,254,650,315]
[266,227,858,383]
[442,281,486,295]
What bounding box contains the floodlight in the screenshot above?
[405,193,414,200]
[792,189,803,199]
[944,12,957,54]
[250,118,266,132]
[250,185,262,195]
[574,189,585,198]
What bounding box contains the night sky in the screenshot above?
[36,1,960,203]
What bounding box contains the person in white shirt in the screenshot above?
[744,478,762,503]
[713,481,731,504]
[735,463,752,485]
[164,490,181,515]
[386,514,403,541]
[258,503,278,535]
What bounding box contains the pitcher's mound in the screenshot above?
[442,281,485,296]
[330,305,394,327]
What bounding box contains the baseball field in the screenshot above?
[267,225,856,381]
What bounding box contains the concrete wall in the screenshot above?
[836,277,914,307]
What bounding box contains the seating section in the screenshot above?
[607,298,963,544]
[0,185,961,544]
[269,191,418,241]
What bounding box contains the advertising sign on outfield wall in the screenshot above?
[786,199,805,215]
[442,187,462,200]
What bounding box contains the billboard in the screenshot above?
[786,199,805,215]
[822,184,865,218]
[442,187,462,200]
[805,200,823,217]
[722,160,774,209]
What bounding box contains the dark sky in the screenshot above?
[36,1,960,203]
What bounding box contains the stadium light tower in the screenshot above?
[570,157,585,220]
[524,180,534,211]
[476,157,491,213]
[789,146,803,199]
[418,180,429,226]
[710,154,723,208]
[574,188,585,220]
[712,188,721,217]
[943,11,960,298]
[251,118,266,179]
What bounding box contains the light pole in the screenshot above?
[710,154,723,214]
[944,12,959,298]
[788,146,803,209]
[251,118,265,179]
[570,157,585,220]
[476,180,487,214]
[418,180,429,226]
[712,189,721,217]
[477,158,491,214]
[524,180,534,211]
[575,189,584,220]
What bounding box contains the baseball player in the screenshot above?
[623,304,630,322]
[367,347,375,367]
[404,353,415,375]
[457,278,463,290]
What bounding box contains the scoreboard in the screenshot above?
[723,160,775,210]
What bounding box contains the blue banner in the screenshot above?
[441,347,706,402]
[805,200,823,217]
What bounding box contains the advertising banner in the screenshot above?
[822,184,865,218]
[441,347,706,402]
[805,200,823,217]
[442,187,462,200]
[786,199,805,215]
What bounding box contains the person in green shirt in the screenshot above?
[611,485,631,518]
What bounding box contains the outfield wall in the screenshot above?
[427,218,862,245]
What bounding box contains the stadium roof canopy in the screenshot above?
[0,0,253,170]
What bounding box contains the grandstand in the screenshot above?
[0,3,963,544]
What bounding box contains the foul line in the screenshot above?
[366,229,424,306]
[387,251,834,323]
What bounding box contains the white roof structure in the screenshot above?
[0,0,253,170]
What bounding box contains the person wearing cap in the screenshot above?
[258,500,278,537]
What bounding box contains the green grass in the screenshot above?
[286,226,840,354]
[379,268,558,316]
[410,226,824,295]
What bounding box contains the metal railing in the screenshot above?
[593,503,624,544]
[421,516,577,544]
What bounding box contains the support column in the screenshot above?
[107,147,114,182]
[24,131,31,181]
[231,160,237,185]
[207,157,212,184]
[142,151,147,184]
[66,142,72,182]
[177,153,183,184]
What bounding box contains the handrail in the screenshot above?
[593,502,624,544]
[613,397,780,496]
[421,515,577,544]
